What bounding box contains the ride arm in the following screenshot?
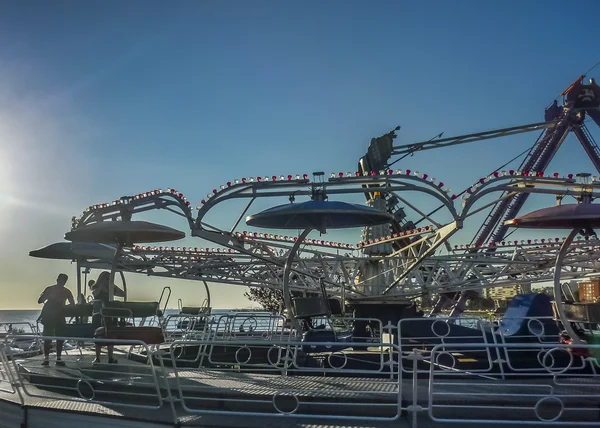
[472,111,573,247]
[391,121,557,156]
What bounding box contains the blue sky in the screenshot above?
[1,0,600,308]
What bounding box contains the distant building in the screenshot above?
[578,278,600,302]
[484,283,530,307]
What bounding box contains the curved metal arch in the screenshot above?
[74,191,196,232]
[457,175,594,221]
[191,173,461,296]
[195,172,460,228]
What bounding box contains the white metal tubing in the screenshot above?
[2,331,600,424]
[282,227,313,331]
[553,229,581,343]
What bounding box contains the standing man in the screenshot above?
[38,273,74,366]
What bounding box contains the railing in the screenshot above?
[162,313,211,342]
[0,318,598,426]
[209,312,289,340]
[426,343,600,426]
[6,335,169,411]
[0,322,43,359]
[168,338,403,421]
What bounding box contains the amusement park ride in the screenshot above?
[33,75,600,330]
[15,74,600,428]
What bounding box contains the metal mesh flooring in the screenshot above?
[172,369,399,398]
[2,349,598,427]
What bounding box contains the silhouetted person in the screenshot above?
[38,273,74,366]
[91,271,125,364]
[545,100,561,121]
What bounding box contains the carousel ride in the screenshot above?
[22,76,600,374]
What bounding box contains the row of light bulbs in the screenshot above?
[127,234,600,257]
[80,188,191,215]
[75,170,596,224]
[197,170,456,205]
[133,245,237,254]
[233,231,355,249]
[452,235,600,250]
[197,169,593,208]
[460,171,592,201]
[357,226,433,248]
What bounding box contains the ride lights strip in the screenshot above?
[357,225,435,249]
[133,245,241,255]
[452,235,600,251]
[81,188,192,215]
[233,231,355,250]
[197,174,310,205]
[461,171,585,200]
[197,170,456,206]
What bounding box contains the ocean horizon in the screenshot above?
[0,308,268,327]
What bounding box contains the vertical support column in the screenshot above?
[108,245,123,301]
[553,229,580,343]
[283,228,313,332]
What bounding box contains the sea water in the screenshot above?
[0,309,271,330]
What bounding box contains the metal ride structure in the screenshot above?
[356,75,600,314]
[67,170,600,306]
[14,75,600,428]
[63,76,600,320]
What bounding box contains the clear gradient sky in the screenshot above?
[1,1,600,309]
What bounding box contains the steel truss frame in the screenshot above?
[70,172,600,300]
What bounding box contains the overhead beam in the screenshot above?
[391,120,558,156]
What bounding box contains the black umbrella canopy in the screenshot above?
[505,203,600,229]
[29,242,75,260]
[29,242,116,260]
[246,200,394,234]
[64,220,186,246]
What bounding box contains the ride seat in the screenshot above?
[94,326,165,345]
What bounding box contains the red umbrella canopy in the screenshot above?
[504,204,600,229]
